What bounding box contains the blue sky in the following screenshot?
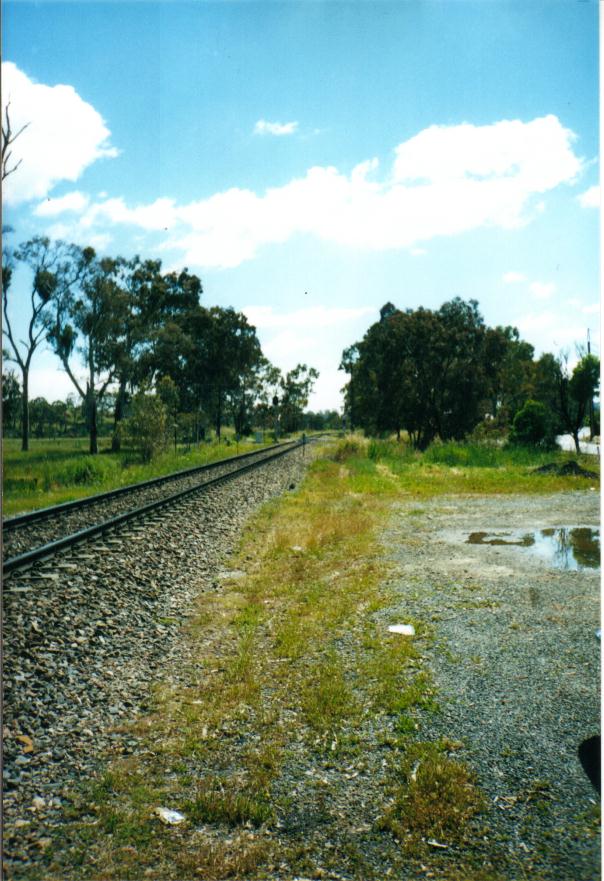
[2,0,600,410]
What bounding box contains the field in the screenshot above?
[14,436,600,881]
[2,433,279,516]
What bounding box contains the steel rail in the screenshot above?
[3,439,304,576]
[3,440,296,531]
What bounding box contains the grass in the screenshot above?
[20,435,598,880]
[2,433,278,515]
[376,740,486,854]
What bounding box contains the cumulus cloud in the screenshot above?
[516,310,598,351]
[40,114,583,269]
[254,119,298,136]
[34,191,90,216]
[502,271,527,284]
[577,184,599,208]
[243,304,374,330]
[529,281,556,300]
[2,62,118,205]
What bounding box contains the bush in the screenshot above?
[509,400,555,447]
[332,437,366,461]
[119,394,168,462]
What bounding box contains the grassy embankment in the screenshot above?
[2,433,283,516]
[19,438,599,880]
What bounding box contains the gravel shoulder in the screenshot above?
[382,490,601,880]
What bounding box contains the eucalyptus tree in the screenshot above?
[279,364,319,433]
[344,298,497,448]
[45,247,130,453]
[1,101,29,182]
[534,352,600,453]
[199,307,264,439]
[2,236,78,450]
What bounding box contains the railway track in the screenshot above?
[3,435,316,868]
[3,438,305,575]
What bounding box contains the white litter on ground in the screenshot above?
[155,807,185,825]
[388,624,415,636]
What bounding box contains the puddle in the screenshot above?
[466,527,600,570]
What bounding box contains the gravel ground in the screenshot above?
[2,446,308,875]
[382,490,600,880]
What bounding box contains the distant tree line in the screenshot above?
[2,236,319,454]
[340,298,599,453]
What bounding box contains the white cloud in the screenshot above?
[581,303,600,315]
[392,116,581,191]
[577,184,599,208]
[502,271,527,284]
[34,191,90,216]
[410,247,427,257]
[254,119,298,136]
[243,304,374,331]
[2,62,118,205]
[42,114,583,269]
[529,281,556,300]
[516,310,599,352]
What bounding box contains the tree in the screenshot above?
[533,353,600,453]
[45,248,130,454]
[345,298,506,449]
[2,369,21,433]
[339,344,360,432]
[157,375,180,451]
[1,101,29,182]
[109,259,203,450]
[279,364,319,433]
[483,325,535,423]
[2,236,74,451]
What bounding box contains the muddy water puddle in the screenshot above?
[466,527,600,570]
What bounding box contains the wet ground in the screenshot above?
[383,490,601,880]
[466,526,600,571]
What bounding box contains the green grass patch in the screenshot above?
[377,741,486,853]
[2,434,277,515]
[184,779,274,828]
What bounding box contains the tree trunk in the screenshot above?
[21,369,29,452]
[89,394,98,455]
[111,381,127,452]
[572,430,580,455]
[215,392,222,439]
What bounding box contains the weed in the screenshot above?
[301,653,359,732]
[184,779,273,827]
[377,741,486,852]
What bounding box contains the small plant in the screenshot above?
[377,742,485,852]
[184,779,273,827]
[301,654,358,732]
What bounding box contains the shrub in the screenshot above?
[332,437,365,461]
[119,393,168,463]
[509,400,555,447]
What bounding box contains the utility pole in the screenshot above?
[587,328,595,439]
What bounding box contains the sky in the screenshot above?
[2,0,600,412]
